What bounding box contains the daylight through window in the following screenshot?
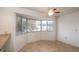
[16,15,54,35]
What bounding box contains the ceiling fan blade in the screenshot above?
[55,11,60,13]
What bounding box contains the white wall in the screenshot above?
[27,32,41,43]
[0,8,15,51]
[58,11,79,47]
[0,7,56,51]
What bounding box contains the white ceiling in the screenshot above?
[24,7,79,16]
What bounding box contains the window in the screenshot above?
[27,20,33,32]
[28,20,41,32]
[22,18,28,32]
[16,14,54,35]
[41,21,47,31]
[47,21,53,31]
[16,16,22,33]
[41,21,53,31]
[33,21,41,31]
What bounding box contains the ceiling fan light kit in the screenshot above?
[48,8,60,16]
[48,9,54,16]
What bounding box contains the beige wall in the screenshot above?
[58,11,79,47]
[0,7,56,51]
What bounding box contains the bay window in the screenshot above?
[16,14,54,35]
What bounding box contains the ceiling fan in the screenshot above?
[48,8,61,16]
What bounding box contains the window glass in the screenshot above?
[42,21,47,31]
[27,20,33,32]
[32,21,41,31]
[48,21,53,31]
[16,16,22,33]
[22,18,28,32]
[28,20,41,32]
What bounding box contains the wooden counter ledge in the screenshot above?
[0,34,10,50]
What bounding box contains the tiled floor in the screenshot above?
[20,40,79,52]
